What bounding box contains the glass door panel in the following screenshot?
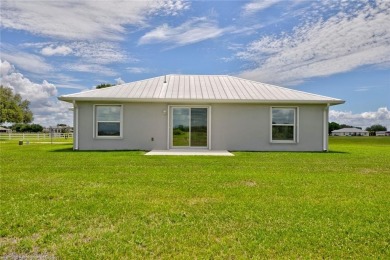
[171,107,208,148]
[172,108,190,147]
[190,108,208,147]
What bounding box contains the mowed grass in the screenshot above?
[1,137,389,258]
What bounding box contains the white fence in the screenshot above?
[0,132,73,140]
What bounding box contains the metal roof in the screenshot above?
[332,128,368,133]
[59,74,344,105]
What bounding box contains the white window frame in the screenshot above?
[168,105,211,150]
[93,104,123,139]
[270,106,299,143]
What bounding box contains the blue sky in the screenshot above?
[1,0,389,129]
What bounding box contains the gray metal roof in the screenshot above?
[59,74,344,105]
[332,128,368,133]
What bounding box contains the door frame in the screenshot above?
[168,105,211,150]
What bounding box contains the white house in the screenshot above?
[0,126,11,133]
[376,131,390,136]
[59,75,344,151]
[331,128,369,136]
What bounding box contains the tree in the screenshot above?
[96,83,113,89]
[366,124,387,132]
[30,124,44,132]
[340,124,361,130]
[11,123,43,132]
[57,124,70,133]
[0,86,33,124]
[328,122,341,135]
[11,123,25,132]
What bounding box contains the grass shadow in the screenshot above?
[232,150,349,154]
[326,150,349,154]
[50,147,74,152]
[50,147,146,153]
[50,146,349,154]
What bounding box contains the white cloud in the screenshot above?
[41,45,73,56]
[139,17,229,47]
[63,63,117,77]
[0,60,56,103]
[0,59,13,76]
[242,0,282,15]
[1,41,132,86]
[1,0,189,41]
[329,107,390,129]
[115,77,125,85]
[0,59,72,126]
[150,0,190,16]
[238,1,390,85]
[69,42,130,64]
[44,74,86,91]
[23,41,130,64]
[126,67,150,74]
[0,44,52,74]
[54,84,86,90]
[354,86,375,92]
[31,100,73,127]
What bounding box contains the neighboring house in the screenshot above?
[0,126,11,133]
[59,75,344,151]
[376,131,390,136]
[331,128,369,136]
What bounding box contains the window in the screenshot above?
[95,105,122,138]
[271,107,297,142]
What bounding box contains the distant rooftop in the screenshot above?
[332,128,368,133]
[59,74,345,105]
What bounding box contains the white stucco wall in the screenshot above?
[77,102,168,150]
[210,104,325,151]
[74,102,327,151]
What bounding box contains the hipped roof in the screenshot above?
[59,75,344,105]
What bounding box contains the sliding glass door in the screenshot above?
[172,107,208,148]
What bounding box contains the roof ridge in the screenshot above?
[165,74,229,77]
[115,75,164,87]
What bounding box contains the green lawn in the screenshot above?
[1,137,389,258]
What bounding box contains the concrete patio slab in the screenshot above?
[145,150,234,156]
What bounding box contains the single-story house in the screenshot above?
[0,126,12,133]
[376,131,390,136]
[58,75,344,151]
[331,128,369,136]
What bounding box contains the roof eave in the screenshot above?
[58,96,345,105]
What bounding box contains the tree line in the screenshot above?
[10,123,43,132]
